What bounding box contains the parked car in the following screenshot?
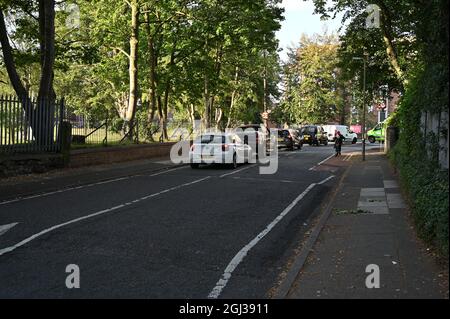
[322,125,358,144]
[189,133,252,169]
[299,125,328,146]
[276,129,302,151]
[236,124,268,156]
[367,121,387,143]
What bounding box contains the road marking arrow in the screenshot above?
[0,223,18,237]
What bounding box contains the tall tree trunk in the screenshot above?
[162,82,170,140]
[212,45,223,129]
[189,103,196,132]
[126,0,140,140]
[1,4,56,145]
[209,96,215,128]
[376,0,407,86]
[215,107,223,129]
[37,0,56,146]
[157,96,167,141]
[158,40,177,141]
[204,73,210,129]
[145,12,157,125]
[38,0,55,101]
[227,67,239,128]
[0,11,28,99]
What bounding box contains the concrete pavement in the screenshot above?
[284,149,448,299]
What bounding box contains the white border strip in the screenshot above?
[207,175,334,299]
[0,176,210,257]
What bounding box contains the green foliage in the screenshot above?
[276,32,342,125]
[1,0,284,138]
[387,0,449,256]
[310,0,449,255]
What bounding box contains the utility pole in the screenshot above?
[379,84,389,122]
[353,54,368,161]
[262,35,268,130]
[263,51,267,114]
[385,83,389,119]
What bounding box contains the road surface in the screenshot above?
[0,143,371,298]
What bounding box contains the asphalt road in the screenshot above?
[0,143,370,298]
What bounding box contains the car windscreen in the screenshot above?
[301,127,317,134]
[198,135,225,144]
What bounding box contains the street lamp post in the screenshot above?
[262,35,268,130]
[353,55,367,161]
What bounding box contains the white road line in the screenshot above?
[309,154,335,171]
[344,152,355,162]
[208,175,334,299]
[0,223,18,237]
[0,176,210,257]
[219,165,256,178]
[317,154,335,166]
[232,177,297,184]
[149,166,188,177]
[0,166,186,206]
[318,175,335,185]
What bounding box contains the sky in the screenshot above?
[276,0,345,62]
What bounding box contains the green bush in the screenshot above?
[388,0,449,256]
[389,68,449,257]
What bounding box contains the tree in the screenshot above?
[309,0,426,88]
[1,0,284,142]
[1,0,56,101]
[277,32,342,125]
[0,0,57,143]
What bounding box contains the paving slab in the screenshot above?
[286,151,446,299]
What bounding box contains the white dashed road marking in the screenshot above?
[0,177,210,257]
[219,165,256,178]
[0,166,187,206]
[0,223,18,237]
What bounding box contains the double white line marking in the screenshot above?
[343,152,355,162]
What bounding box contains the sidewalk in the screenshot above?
[287,150,448,299]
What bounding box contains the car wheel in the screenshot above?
[368,136,376,144]
[352,138,357,144]
[190,163,199,169]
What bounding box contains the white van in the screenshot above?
[322,125,358,144]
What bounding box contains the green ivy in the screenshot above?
[389,68,449,257]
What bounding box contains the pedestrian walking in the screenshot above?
[334,131,344,157]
